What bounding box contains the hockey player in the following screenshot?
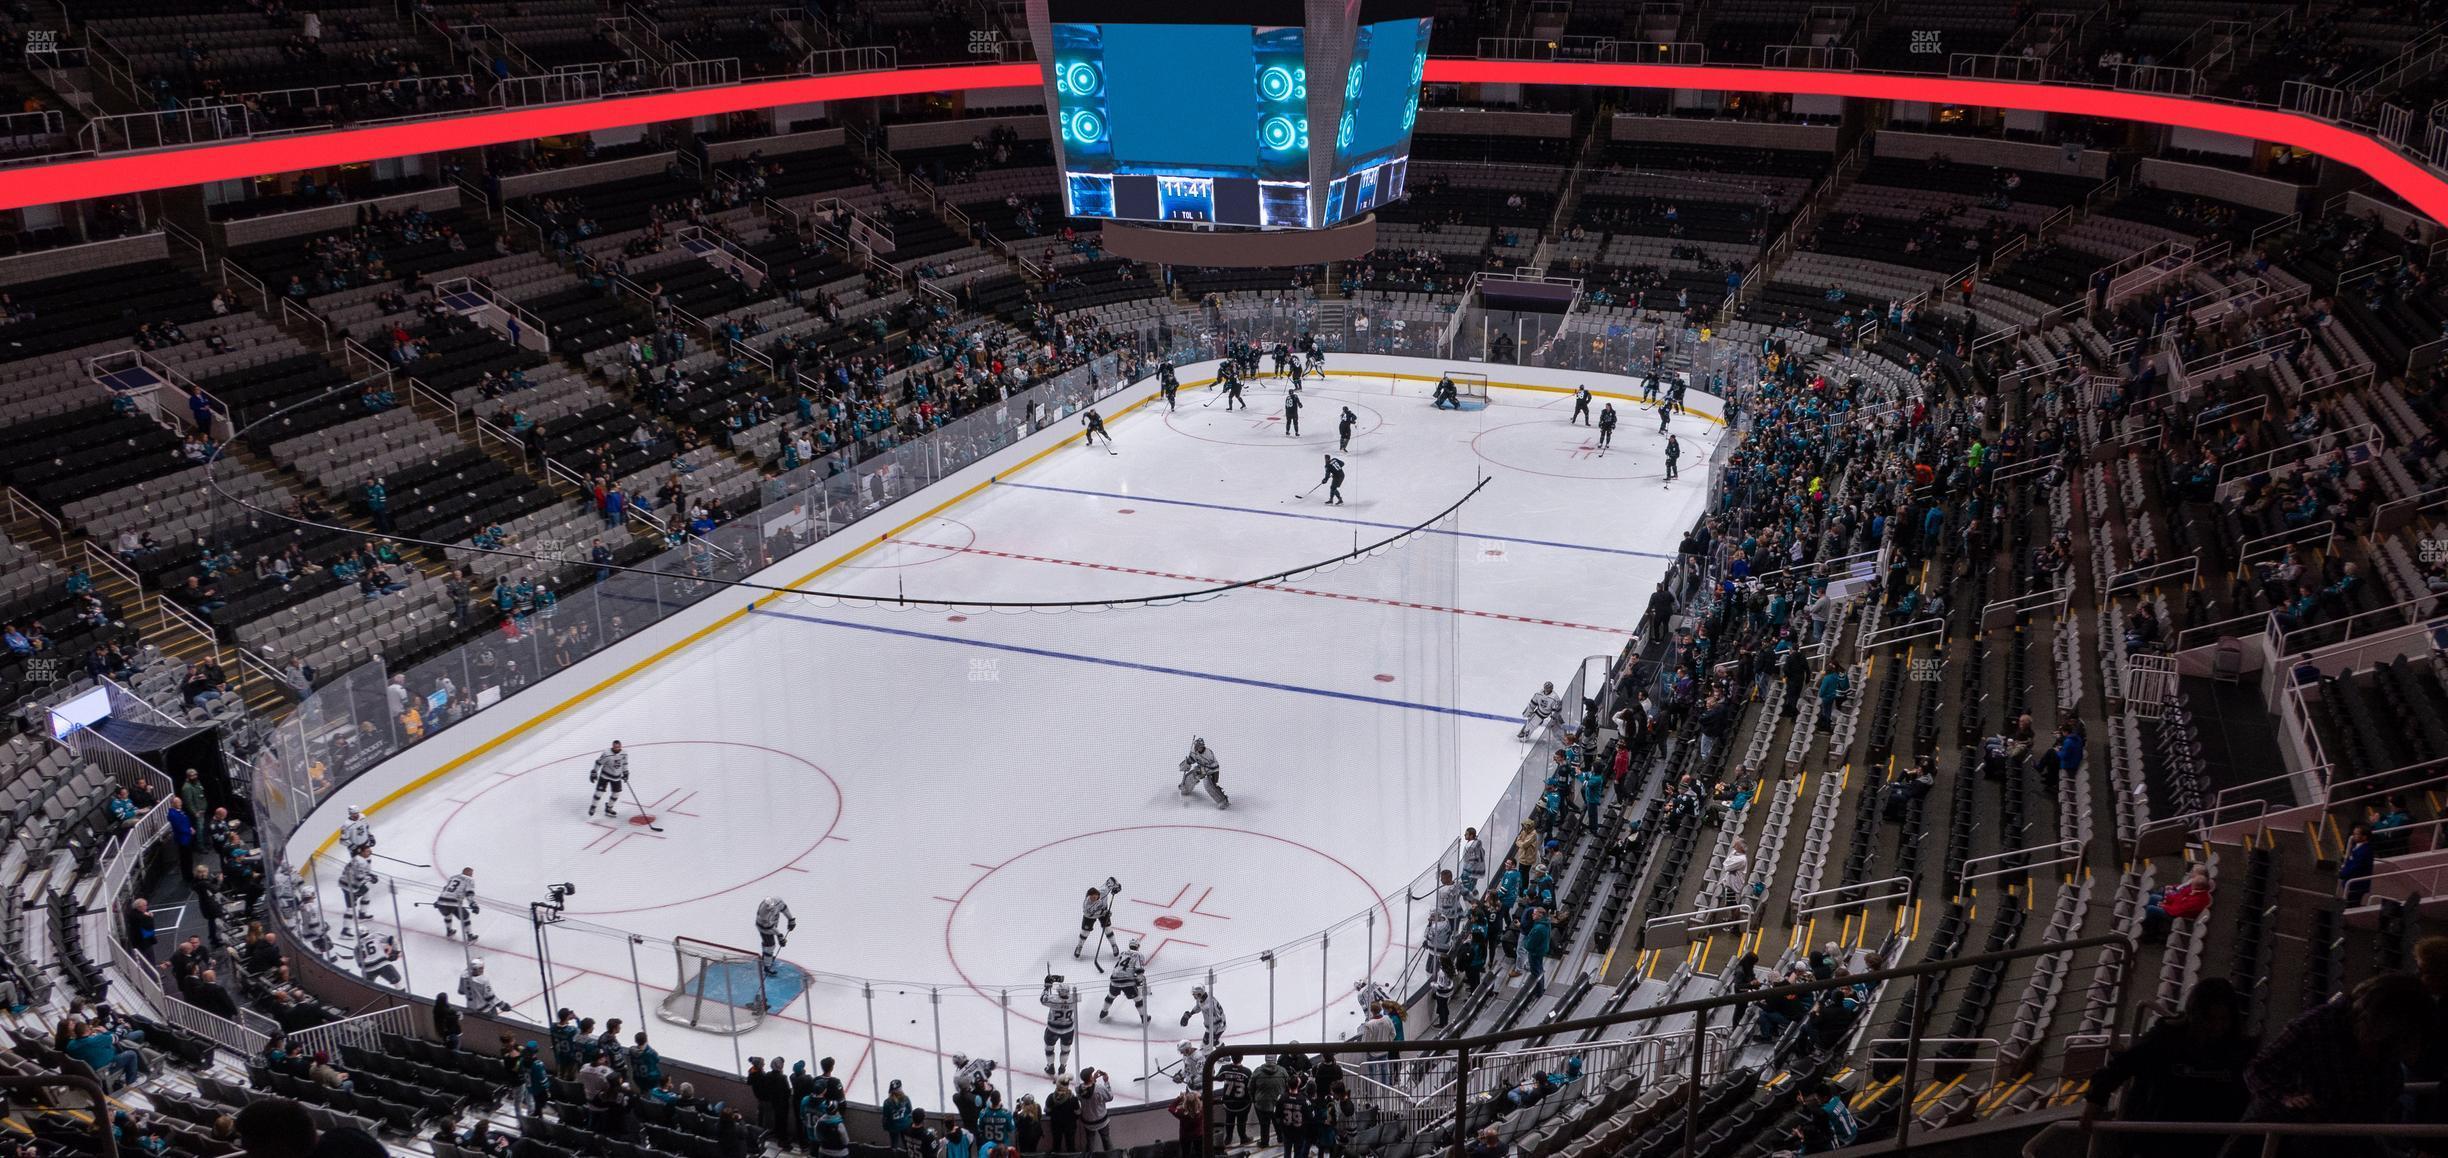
[435,866,481,942]
[756,896,797,976]
[1461,826,1488,895]
[1178,984,1226,1048]
[1082,408,1112,450]
[588,741,630,818]
[1520,681,1563,740]
[1597,402,1618,450]
[1320,454,1346,505]
[339,806,375,857]
[1422,909,1457,963]
[338,847,378,928]
[1101,937,1151,1022]
[1304,334,1326,375]
[1282,388,1302,436]
[1338,405,1358,452]
[1432,868,1467,924]
[1177,738,1229,809]
[1075,876,1122,959]
[1664,433,1681,480]
[1433,375,1461,410]
[355,928,402,985]
[1354,977,1394,1010]
[1571,386,1593,426]
[460,957,512,1015]
[1041,978,1080,1075]
[1158,362,1179,411]
[1169,1040,1208,1087]
[1222,369,1247,411]
[951,1052,997,1101]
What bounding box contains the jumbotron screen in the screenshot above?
[1043,0,1432,230]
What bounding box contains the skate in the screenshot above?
[463,931,480,943]
[587,804,597,816]
[1046,1063,1057,1076]
[1073,945,1084,960]
[1099,1009,1111,1022]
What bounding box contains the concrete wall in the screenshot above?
[708,127,846,164]
[215,184,469,250]
[1873,129,2111,180]
[0,230,169,287]
[1416,107,1574,138]
[2346,189,2436,245]
[1608,115,1837,153]
[497,152,679,200]
[2138,157,2306,217]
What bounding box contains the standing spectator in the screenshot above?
[2083,978,2253,1158]
[1250,1053,1288,1148]
[1077,1067,1114,1152]
[884,1079,916,1152]
[1519,907,1554,997]
[748,1057,790,1140]
[363,476,389,532]
[431,993,461,1051]
[1168,1088,1203,1153]
[123,898,157,964]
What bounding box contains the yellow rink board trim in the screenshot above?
[311,365,1726,856]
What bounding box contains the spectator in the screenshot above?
[2244,973,2434,1156]
[432,992,461,1050]
[2339,824,2377,904]
[123,898,156,964]
[235,1098,317,1157]
[1040,1076,1073,1151]
[2142,865,2215,943]
[65,1018,143,1086]
[2083,978,2253,1158]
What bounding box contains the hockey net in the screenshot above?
[1446,370,1489,400]
[659,936,805,1035]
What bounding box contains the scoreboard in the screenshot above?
[1028,0,1433,231]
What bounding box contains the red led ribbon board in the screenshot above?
[0,60,2439,225]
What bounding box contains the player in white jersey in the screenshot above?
[1041,979,1080,1075]
[1100,937,1151,1022]
[755,896,796,976]
[1354,978,1394,1010]
[1178,984,1226,1048]
[588,741,631,817]
[1074,876,1121,960]
[952,1053,997,1098]
[459,957,510,1015]
[338,848,378,926]
[355,928,402,985]
[1460,827,1488,894]
[1519,681,1563,740]
[339,806,375,857]
[435,866,481,942]
[1169,1039,1209,1087]
[1432,868,1467,924]
[279,864,335,956]
[1177,738,1229,809]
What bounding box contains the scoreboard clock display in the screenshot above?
[1036,0,1432,231]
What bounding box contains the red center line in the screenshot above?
[884,538,1636,635]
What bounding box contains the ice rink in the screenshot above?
[304,357,1719,1105]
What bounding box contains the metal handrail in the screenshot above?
[2027,1116,2448,1158]
[1203,933,2140,1158]
[1792,873,1915,918]
[1958,839,2086,895]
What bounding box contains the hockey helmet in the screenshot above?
[1190,985,1208,998]
[1353,980,1369,992]
[346,805,363,818]
[1128,937,1143,951]
[1056,984,1075,1001]
[469,957,486,971]
[952,1052,970,1067]
[1191,736,1206,749]
[1178,1041,1197,1055]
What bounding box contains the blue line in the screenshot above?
[749,607,1517,724]
[991,481,1678,560]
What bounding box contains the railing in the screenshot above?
[281,295,331,350]
[1790,874,1914,921]
[664,56,741,90]
[219,257,267,305]
[2026,1114,2448,1157]
[81,26,135,100]
[804,44,898,75]
[232,644,291,702]
[1951,52,2047,83]
[79,105,251,153]
[1763,43,1858,70]
[1203,934,2141,1158]
[2,486,61,541]
[151,590,221,661]
[1957,839,2086,896]
[2102,554,2201,599]
[2236,519,2334,569]
[283,1004,419,1059]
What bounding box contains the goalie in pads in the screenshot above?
[1177,738,1230,809]
[756,896,796,976]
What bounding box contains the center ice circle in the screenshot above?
[427,740,842,917]
[942,825,1393,1040]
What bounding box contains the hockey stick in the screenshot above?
[625,783,666,832]
[372,852,431,869]
[1293,480,1325,501]
[1091,933,1107,974]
